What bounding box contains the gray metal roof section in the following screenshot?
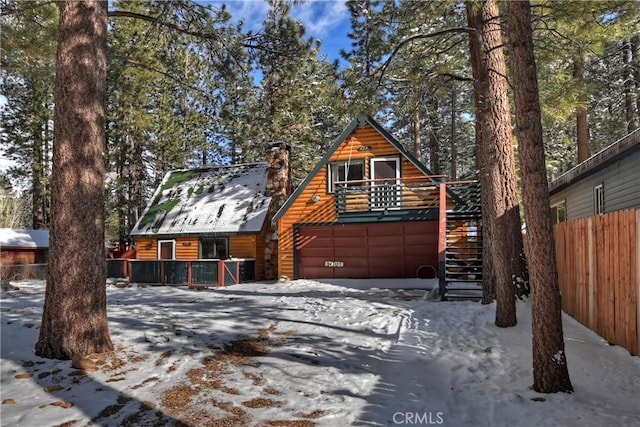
[0,228,49,248]
[549,127,640,194]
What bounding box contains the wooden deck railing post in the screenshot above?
[160,260,165,285]
[438,182,447,298]
[187,261,192,286]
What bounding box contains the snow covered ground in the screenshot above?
[1,279,639,426]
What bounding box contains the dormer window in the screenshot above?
[328,160,365,193]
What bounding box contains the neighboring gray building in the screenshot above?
[549,128,640,222]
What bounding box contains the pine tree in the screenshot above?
[250,0,346,183]
[35,0,113,359]
[506,0,573,393]
[0,1,57,229]
[466,0,528,322]
[534,1,639,169]
[104,0,245,243]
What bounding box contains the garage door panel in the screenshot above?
[368,264,404,278]
[297,235,333,248]
[334,247,365,257]
[333,236,368,248]
[296,221,437,279]
[334,227,367,237]
[368,235,403,247]
[299,266,335,278]
[301,248,334,258]
[340,267,371,278]
[340,257,368,268]
[366,223,403,236]
[368,245,402,257]
[300,228,334,237]
[404,221,436,232]
[405,233,436,246]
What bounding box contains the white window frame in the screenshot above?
[327,160,365,193]
[593,184,604,215]
[370,157,401,210]
[157,239,176,259]
[551,200,567,223]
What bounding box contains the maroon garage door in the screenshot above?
[296,221,438,279]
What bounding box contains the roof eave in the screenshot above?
[549,127,640,195]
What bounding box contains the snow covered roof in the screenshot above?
[0,228,49,248]
[130,163,272,236]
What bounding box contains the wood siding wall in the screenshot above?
[0,248,47,265]
[278,124,433,279]
[550,150,640,221]
[230,234,265,280]
[135,234,263,280]
[554,208,639,356]
[135,237,157,259]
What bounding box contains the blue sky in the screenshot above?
[211,0,352,65]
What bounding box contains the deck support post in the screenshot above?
[438,182,448,300]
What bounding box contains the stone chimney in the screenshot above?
[264,142,292,280]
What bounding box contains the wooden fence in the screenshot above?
[554,208,639,356]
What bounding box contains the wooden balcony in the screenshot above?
[334,176,442,215]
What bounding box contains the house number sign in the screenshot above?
[325,261,344,267]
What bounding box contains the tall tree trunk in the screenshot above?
[427,98,441,174]
[450,88,458,181]
[413,109,422,160]
[116,131,127,249]
[506,0,573,393]
[466,1,495,304]
[632,35,640,122]
[36,0,113,360]
[574,57,590,162]
[471,0,529,326]
[623,40,637,132]
[32,121,45,229]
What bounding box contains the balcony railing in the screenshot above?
[334,177,442,214]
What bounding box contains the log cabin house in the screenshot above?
[127,115,482,294]
[128,143,291,285]
[0,228,49,265]
[273,115,483,295]
[0,228,49,281]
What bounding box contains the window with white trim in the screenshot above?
[593,184,604,215]
[200,237,228,259]
[327,160,365,193]
[551,200,567,223]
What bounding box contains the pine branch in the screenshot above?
[376,27,475,87]
[107,10,285,56]
[118,57,219,103]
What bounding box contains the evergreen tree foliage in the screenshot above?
[0,1,57,228]
[532,1,640,174]
[249,0,347,184]
[340,0,477,178]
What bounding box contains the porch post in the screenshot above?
[438,182,447,299]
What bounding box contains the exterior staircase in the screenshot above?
[441,182,483,300]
